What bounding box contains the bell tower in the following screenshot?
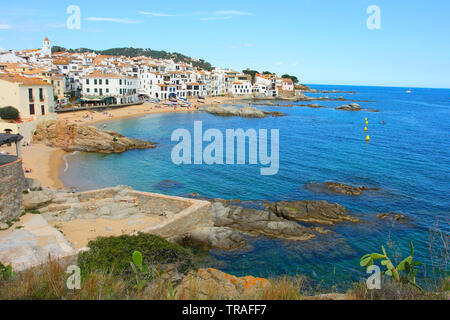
[41,37,51,57]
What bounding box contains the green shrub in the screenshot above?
[78,233,195,278]
[0,106,19,120]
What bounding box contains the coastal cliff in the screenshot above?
[33,120,156,153]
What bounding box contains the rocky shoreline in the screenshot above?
[199,105,285,118]
[33,120,157,153]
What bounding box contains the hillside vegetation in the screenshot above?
[52,46,213,71]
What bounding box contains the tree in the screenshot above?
[0,106,19,120]
[242,69,259,83]
[281,74,299,84]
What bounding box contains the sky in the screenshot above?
[0,0,449,88]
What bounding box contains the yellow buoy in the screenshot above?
[364,127,368,132]
[365,121,369,126]
[366,135,370,142]
[365,118,368,121]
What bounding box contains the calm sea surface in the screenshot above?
[62,85,450,289]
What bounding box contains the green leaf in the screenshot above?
[360,257,372,267]
[382,246,387,257]
[132,251,143,268]
[392,269,400,281]
[386,262,395,270]
[385,270,393,277]
[410,242,414,257]
[413,261,422,267]
[130,262,138,275]
[381,260,389,266]
[397,256,412,271]
[370,253,386,260]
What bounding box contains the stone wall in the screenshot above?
[0,157,25,223]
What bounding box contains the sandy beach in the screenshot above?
[58,96,234,125]
[1,143,65,190]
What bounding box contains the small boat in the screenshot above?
[198,96,206,100]
[406,89,412,94]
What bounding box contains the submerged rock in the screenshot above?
[265,200,360,225]
[305,182,380,196]
[376,213,409,223]
[154,180,184,191]
[33,120,156,153]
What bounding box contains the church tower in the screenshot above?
[41,37,51,57]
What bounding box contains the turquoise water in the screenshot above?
[62,85,450,289]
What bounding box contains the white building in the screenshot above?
[40,37,51,58]
[232,81,252,96]
[81,72,139,105]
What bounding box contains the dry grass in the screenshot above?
[1,259,447,300]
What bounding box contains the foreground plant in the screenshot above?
[360,242,422,290]
[130,251,162,290]
[0,262,13,281]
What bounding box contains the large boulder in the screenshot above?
[176,268,270,300]
[179,227,246,251]
[265,200,360,225]
[212,202,315,241]
[23,190,55,210]
[33,120,156,153]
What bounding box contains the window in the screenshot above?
[94,79,97,85]
[41,105,45,115]
[87,88,90,93]
[106,88,109,93]
[28,88,33,101]
[99,79,102,85]
[119,80,122,85]
[106,79,109,85]
[86,79,89,85]
[94,88,98,93]
[39,88,44,101]
[29,104,35,115]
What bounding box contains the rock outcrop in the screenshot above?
[265,200,360,225]
[336,103,362,111]
[336,103,379,112]
[376,213,409,223]
[305,182,380,196]
[200,105,284,118]
[212,202,315,241]
[33,120,156,153]
[178,227,246,251]
[176,268,270,300]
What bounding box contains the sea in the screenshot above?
[61,84,450,290]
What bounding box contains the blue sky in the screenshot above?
[0,0,449,88]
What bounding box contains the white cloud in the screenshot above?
[275,61,284,66]
[86,17,142,24]
[292,61,299,67]
[0,24,11,29]
[138,11,174,17]
[214,10,253,16]
[228,43,253,49]
[199,15,233,21]
[138,9,254,21]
